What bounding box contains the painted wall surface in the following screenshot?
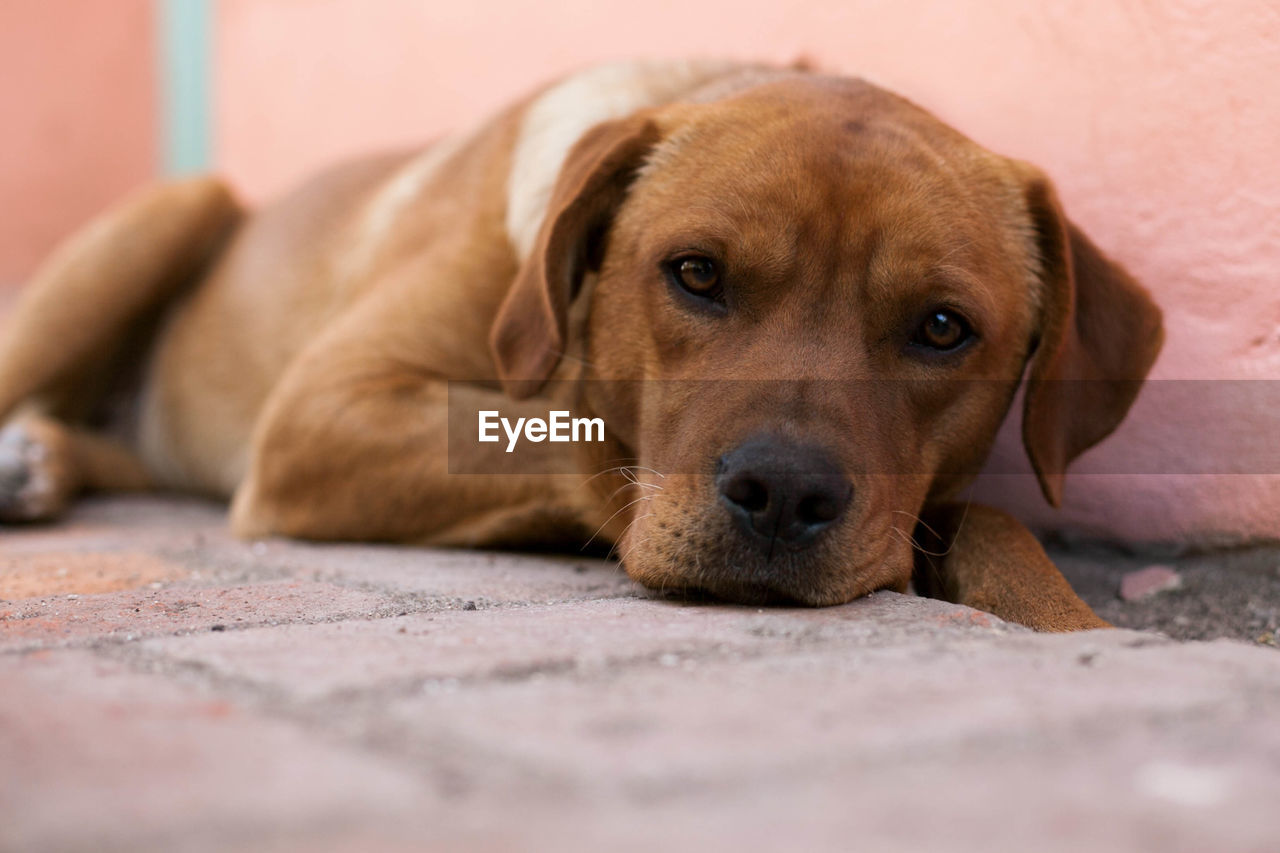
[3,1,1278,543]
[215,0,1280,544]
[0,0,157,285]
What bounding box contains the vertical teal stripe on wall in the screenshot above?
[158,0,212,174]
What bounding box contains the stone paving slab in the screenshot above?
[0,550,188,597]
[2,496,1279,853]
[371,632,1280,783]
[133,594,1019,701]
[246,539,639,605]
[0,496,226,555]
[0,650,427,853]
[1,579,392,651]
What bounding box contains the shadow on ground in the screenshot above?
[1048,538,1280,647]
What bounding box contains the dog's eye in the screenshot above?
[910,309,973,352]
[667,255,722,300]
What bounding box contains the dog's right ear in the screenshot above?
[1017,167,1164,506]
[490,115,662,399]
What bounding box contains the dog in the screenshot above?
[0,60,1162,631]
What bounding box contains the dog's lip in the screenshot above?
[652,576,814,608]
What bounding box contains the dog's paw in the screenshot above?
[0,419,71,523]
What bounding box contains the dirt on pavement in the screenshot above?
[1048,538,1280,647]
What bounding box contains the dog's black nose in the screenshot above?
[716,438,850,551]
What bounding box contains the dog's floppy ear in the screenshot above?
[1019,168,1164,506]
[491,115,662,398]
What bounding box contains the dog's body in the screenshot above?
[0,60,1162,630]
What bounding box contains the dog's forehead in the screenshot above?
[648,77,1004,207]
[628,79,1020,280]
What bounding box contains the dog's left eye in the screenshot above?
[910,309,974,352]
[665,255,723,302]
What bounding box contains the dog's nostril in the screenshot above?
[723,475,769,513]
[796,492,843,525]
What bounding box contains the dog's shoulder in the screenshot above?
[331,60,763,287]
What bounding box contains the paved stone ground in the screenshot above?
[1051,538,1280,647]
[2,496,1279,853]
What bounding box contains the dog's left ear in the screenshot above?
[490,115,662,398]
[1018,167,1164,506]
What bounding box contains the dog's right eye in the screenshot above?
[906,308,976,358]
[664,255,724,305]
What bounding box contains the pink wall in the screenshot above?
[0,0,157,286]
[216,1,1280,544]
[3,2,1277,543]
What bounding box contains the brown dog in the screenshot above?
[0,60,1162,631]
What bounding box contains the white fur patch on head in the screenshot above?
[504,59,746,260]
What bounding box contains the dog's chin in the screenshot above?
[618,511,913,608]
[632,571,875,607]
[678,577,835,607]
[623,551,886,608]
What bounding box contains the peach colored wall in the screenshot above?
[5,2,1275,544]
[215,1,1280,544]
[0,0,157,286]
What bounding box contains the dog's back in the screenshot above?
[136,151,416,493]
[0,60,752,507]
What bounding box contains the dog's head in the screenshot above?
[491,73,1162,605]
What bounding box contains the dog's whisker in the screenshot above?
[583,466,655,491]
[889,524,951,559]
[616,518,662,570]
[602,480,635,506]
[580,463,667,501]
[603,484,634,506]
[613,515,653,566]
[944,488,977,558]
[891,508,944,542]
[582,493,653,552]
[602,473,663,506]
[614,485,666,566]
[614,502,651,540]
[580,464,631,489]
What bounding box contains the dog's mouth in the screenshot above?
[619,530,882,607]
[615,496,912,608]
[646,577,813,607]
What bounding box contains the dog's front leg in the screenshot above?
[229,297,607,548]
[912,503,1110,632]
